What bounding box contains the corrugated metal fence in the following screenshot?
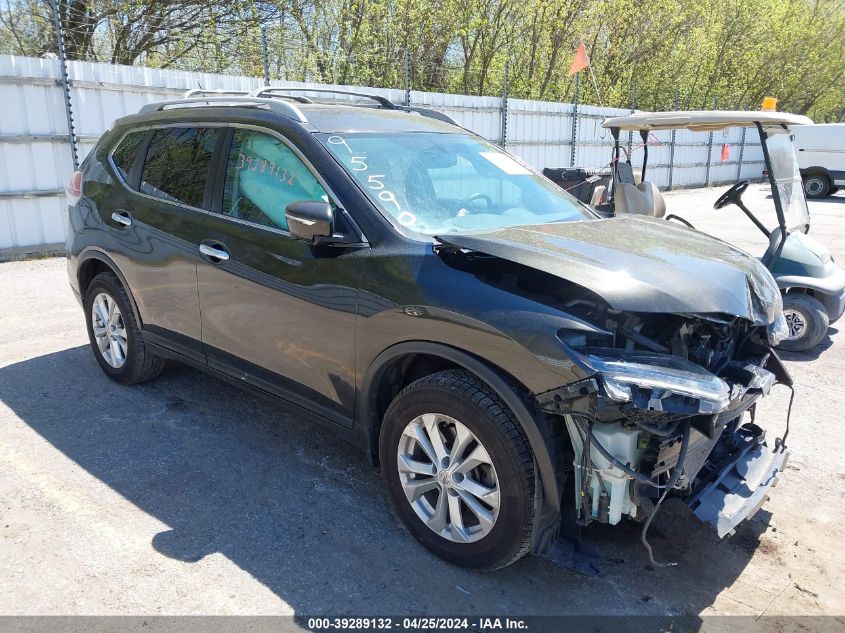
[0,54,764,253]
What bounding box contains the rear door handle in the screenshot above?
[199,242,230,262]
[111,211,132,227]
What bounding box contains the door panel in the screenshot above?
[197,128,361,426]
[102,126,221,361]
[196,219,361,426]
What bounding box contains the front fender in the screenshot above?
[359,340,563,521]
[356,305,586,396]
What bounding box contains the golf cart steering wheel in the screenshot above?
[459,192,494,210]
[714,180,751,209]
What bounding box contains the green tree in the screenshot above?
[2,0,843,120]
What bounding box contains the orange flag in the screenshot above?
[568,41,590,76]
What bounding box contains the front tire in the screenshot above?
[84,272,164,384]
[778,293,829,352]
[380,370,535,570]
[803,174,831,199]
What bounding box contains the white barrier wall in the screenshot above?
[0,54,763,252]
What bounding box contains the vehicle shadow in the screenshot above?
[778,327,837,362]
[811,193,845,204]
[0,346,772,617]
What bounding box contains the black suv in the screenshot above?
[66,88,792,571]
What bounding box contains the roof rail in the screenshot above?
[245,87,462,127]
[139,90,461,130]
[183,89,250,98]
[403,106,460,127]
[250,86,397,109]
[246,89,314,104]
[139,97,308,123]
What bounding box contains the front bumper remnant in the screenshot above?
[686,429,789,537]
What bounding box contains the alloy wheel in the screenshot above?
[783,308,807,340]
[397,413,500,543]
[91,292,128,368]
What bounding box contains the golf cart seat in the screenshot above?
[613,162,666,217]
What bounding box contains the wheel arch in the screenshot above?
[777,276,843,300]
[800,166,832,179]
[783,286,825,301]
[77,249,142,326]
[359,340,561,513]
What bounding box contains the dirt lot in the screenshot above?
[0,185,844,618]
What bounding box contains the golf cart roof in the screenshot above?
[602,110,813,132]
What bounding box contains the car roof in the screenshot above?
[602,110,814,132]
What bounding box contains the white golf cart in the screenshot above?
[600,110,845,352]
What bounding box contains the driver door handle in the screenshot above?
[199,242,230,262]
[111,211,132,227]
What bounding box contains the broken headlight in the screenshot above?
[584,350,731,414]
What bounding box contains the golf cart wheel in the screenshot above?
[379,369,535,571]
[802,174,830,199]
[778,293,829,352]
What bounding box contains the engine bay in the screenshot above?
[537,298,792,560]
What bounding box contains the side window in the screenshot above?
[111,130,146,182]
[222,129,328,231]
[140,127,219,209]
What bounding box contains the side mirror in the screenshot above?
[285,200,334,243]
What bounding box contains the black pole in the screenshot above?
[570,73,580,167]
[627,78,636,157]
[500,60,509,148]
[260,26,270,86]
[403,49,411,107]
[640,130,649,178]
[49,0,78,170]
[667,89,679,190]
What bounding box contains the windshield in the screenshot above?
[317,132,592,235]
[764,126,810,232]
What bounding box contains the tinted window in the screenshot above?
[222,129,328,231]
[112,131,146,181]
[141,127,219,208]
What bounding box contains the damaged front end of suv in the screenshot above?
[538,306,792,557]
[437,217,794,567]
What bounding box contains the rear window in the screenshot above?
[111,130,146,181]
[140,127,220,209]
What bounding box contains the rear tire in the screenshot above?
[803,174,830,199]
[379,370,535,570]
[84,272,164,384]
[777,293,829,352]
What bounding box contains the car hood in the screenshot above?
[437,215,781,325]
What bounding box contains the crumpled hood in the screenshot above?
[438,215,781,325]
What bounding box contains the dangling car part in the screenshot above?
[600,109,845,352]
[530,307,794,567]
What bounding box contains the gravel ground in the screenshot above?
[0,185,844,618]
